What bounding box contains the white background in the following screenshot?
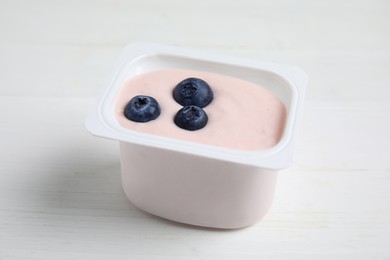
[1,0,389,259]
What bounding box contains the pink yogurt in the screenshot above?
[115,68,287,151]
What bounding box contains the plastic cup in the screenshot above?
[85,42,308,229]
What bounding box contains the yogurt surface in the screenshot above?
[115,68,286,151]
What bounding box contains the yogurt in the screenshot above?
[115,68,286,151]
[86,43,308,228]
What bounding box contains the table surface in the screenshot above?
[1,1,389,259]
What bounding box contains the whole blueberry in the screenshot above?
[172,78,214,108]
[174,105,208,131]
[124,95,161,122]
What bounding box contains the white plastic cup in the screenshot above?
[85,42,308,229]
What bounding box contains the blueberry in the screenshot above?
[124,95,161,122]
[173,78,214,108]
[174,105,208,131]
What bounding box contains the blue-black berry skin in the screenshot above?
[172,78,214,108]
[174,105,208,131]
[124,95,161,122]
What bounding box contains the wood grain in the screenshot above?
[1,0,389,259]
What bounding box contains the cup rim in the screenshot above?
[85,42,308,169]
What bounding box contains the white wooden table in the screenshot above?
[1,1,389,259]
